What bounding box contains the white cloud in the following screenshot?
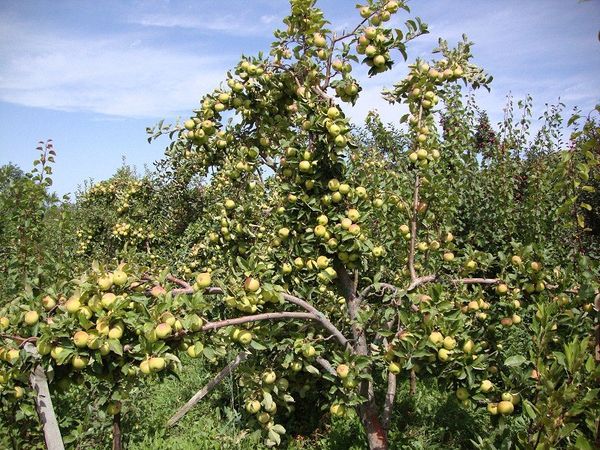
[0,19,231,118]
[129,12,272,36]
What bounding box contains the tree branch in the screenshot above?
[201,312,316,331]
[167,351,249,427]
[408,172,420,282]
[198,287,351,350]
[315,356,337,377]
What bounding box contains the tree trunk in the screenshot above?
[358,402,388,450]
[112,413,122,450]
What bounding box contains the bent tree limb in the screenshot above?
[167,351,249,427]
[24,343,65,450]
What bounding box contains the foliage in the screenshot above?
[0,1,598,449]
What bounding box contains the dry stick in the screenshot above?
[24,343,65,450]
[167,351,249,427]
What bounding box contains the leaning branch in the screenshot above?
[167,351,249,427]
[24,343,65,450]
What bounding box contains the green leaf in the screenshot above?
[304,364,320,375]
[504,355,527,367]
[250,340,267,351]
[271,424,286,435]
[108,339,123,356]
[575,435,593,450]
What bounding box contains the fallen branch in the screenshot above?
[167,351,249,427]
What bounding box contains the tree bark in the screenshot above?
[112,413,122,450]
[358,403,389,450]
[335,264,389,449]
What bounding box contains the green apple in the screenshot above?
[428,331,444,346]
[36,341,52,355]
[327,106,340,119]
[72,356,88,370]
[313,33,326,47]
[316,256,329,269]
[462,339,475,354]
[246,400,261,414]
[238,331,253,345]
[187,342,204,358]
[155,323,172,339]
[443,336,457,350]
[438,348,450,362]
[65,297,81,314]
[98,275,113,291]
[140,360,151,375]
[302,345,316,358]
[497,400,514,415]
[262,370,276,384]
[101,293,117,309]
[0,316,9,330]
[336,364,350,379]
[41,295,56,311]
[443,252,455,262]
[24,310,39,326]
[112,270,127,286]
[148,357,166,372]
[330,403,345,417]
[106,401,121,415]
[388,362,401,374]
[480,380,493,393]
[244,277,260,292]
[456,387,469,401]
[196,272,211,289]
[73,331,89,348]
[496,284,508,295]
[50,346,64,361]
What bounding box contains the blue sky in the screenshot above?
[0,0,598,198]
